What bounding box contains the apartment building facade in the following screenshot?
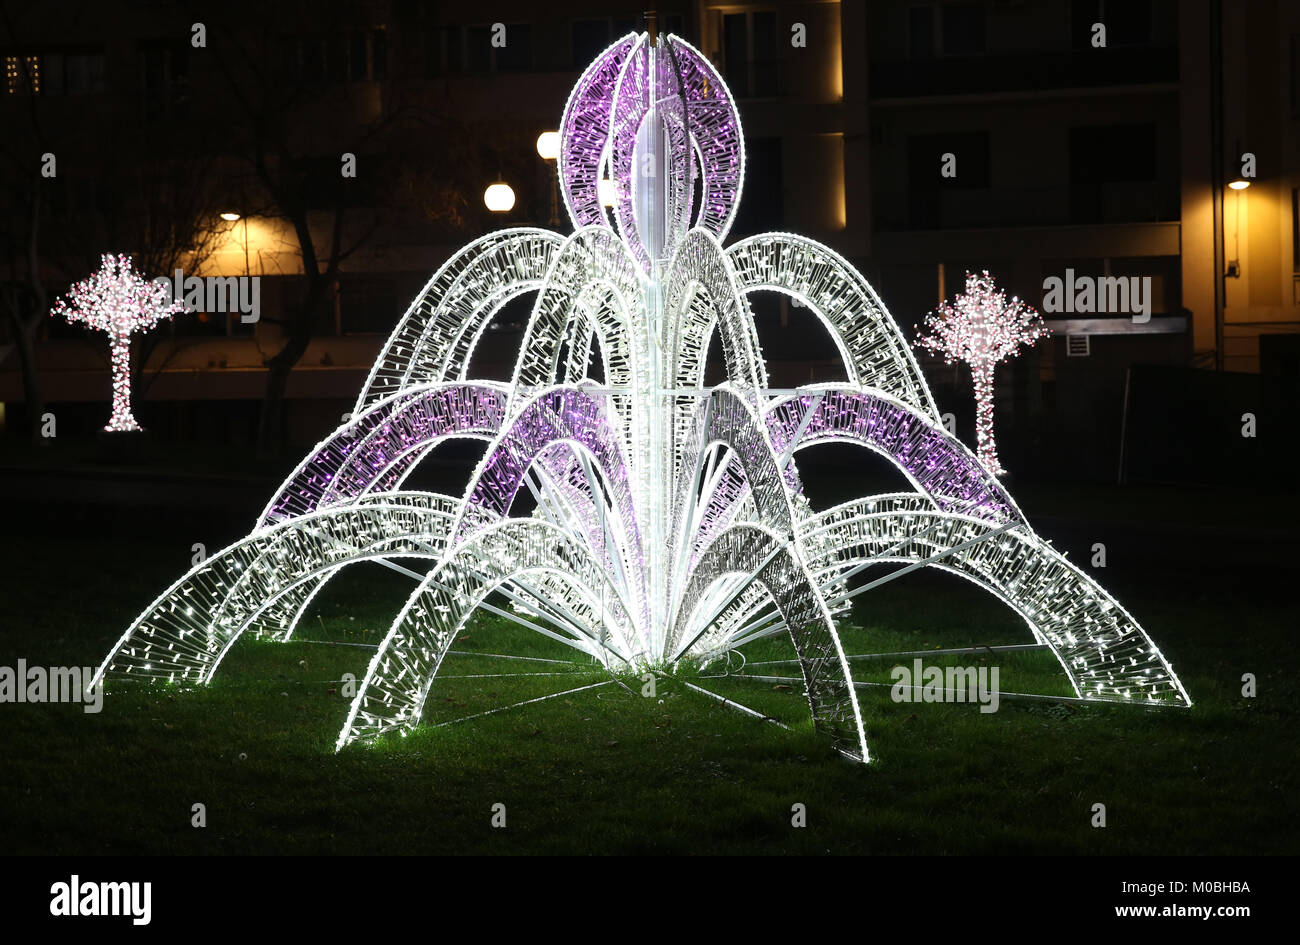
[2,1,1295,472]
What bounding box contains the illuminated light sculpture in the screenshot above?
[91,35,1190,763]
[51,253,188,432]
[914,270,1049,477]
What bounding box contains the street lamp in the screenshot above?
[537,131,562,226]
[1225,177,1250,278]
[536,131,560,161]
[483,181,516,213]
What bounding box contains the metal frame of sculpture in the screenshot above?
[91,33,1190,764]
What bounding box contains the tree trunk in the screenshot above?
[257,357,290,458]
[256,330,312,459]
[971,361,1003,477]
[252,189,341,459]
[107,333,140,432]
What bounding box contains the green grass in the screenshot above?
[0,529,1295,855]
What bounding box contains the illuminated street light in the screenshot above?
[536,131,560,161]
[219,211,241,221]
[483,182,516,212]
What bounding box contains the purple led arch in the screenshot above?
[558,33,745,271]
[558,34,637,230]
[261,383,508,525]
[765,389,1021,524]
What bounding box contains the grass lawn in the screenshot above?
[0,515,1294,856]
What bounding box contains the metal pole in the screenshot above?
[1210,0,1226,371]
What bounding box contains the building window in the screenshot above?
[571,16,651,69]
[941,3,986,55]
[1291,187,1299,274]
[1291,34,1300,116]
[728,137,783,236]
[907,130,990,228]
[721,10,782,98]
[571,15,683,68]
[908,3,986,59]
[1071,0,1152,49]
[65,51,107,93]
[1070,123,1156,182]
[6,51,106,95]
[1068,123,1167,223]
[284,31,387,84]
[1040,256,1179,317]
[463,23,533,74]
[466,26,491,72]
[298,36,323,83]
[907,131,991,189]
[908,7,934,60]
[349,33,369,81]
[425,26,463,75]
[573,19,613,67]
[327,34,348,83]
[496,24,532,72]
[5,54,40,94]
[140,42,189,118]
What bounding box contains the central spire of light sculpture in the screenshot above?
[91,34,1190,763]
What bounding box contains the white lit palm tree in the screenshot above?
[51,253,186,432]
[915,270,1048,477]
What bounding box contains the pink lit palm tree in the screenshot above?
[915,270,1048,477]
[51,254,187,432]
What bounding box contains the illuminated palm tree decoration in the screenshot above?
[91,35,1189,763]
[51,253,186,432]
[915,271,1048,477]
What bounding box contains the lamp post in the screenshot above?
[1225,178,1250,279]
[218,211,253,334]
[1209,0,1226,369]
[537,131,561,227]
